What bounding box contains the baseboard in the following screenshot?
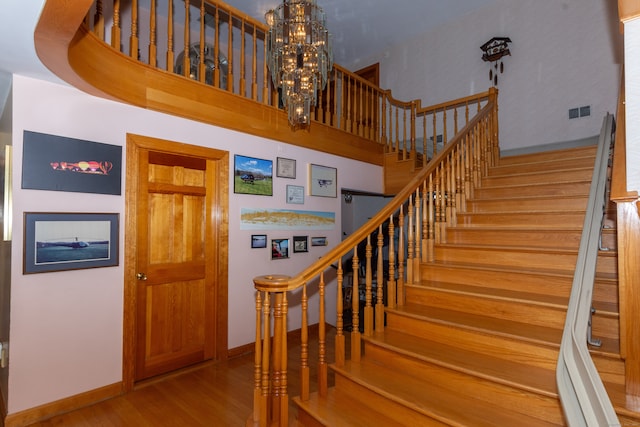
[4,382,122,427]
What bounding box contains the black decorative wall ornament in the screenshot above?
[480,37,512,86]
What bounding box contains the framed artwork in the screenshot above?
[22,131,122,195]
[293,235,308,253]
[311,236,328,246]
[286,185,304,204]
[234,154,273,196]
[23,212,119,274]
[309,164,337,198]
[251,234,267,248]
[271,238,289,260]
[276,157,296,179]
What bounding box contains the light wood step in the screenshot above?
[385,304,561,369]
[497,145,597,165]
[489,155,595,176]
[466,194,588,212]
[481,168,594,188]
[405,282,568,330]
[457,210,586,227]
[473,181,591,199]
[446,226,616,249]
[361,329,565,424]
[331,360,563,426]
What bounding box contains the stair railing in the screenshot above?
[556,113,620,426]
[250,91,498,427]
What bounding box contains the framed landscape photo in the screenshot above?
[251,234,267,249]
[234,154,273,196]
[309,164,337,198]
[271,238,289,260]
[24,212,119,274]
[293,235,308,253]
[311,236,328,246]
[276,157,296,179]
[286,185,304,204]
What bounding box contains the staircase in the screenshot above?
[293,145,628,426]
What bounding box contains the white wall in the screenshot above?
[625,17,640,192]
[8,75,382,414]
[356,0,622,152]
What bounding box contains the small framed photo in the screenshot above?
[276,157,296,179]
[23,212,119,274]
[311,236,328,246]
[293,236,308,253]
[286,185,304,204]
[309,164,337,198]
[271,238,289,260]
[251,234,267,249]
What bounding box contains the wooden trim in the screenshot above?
[619,0,640,22]
[123,134,229,392]
[4,382,122,427]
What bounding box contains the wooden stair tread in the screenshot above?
[293,389,408,427]
[387,303,563,346]
[408,281,569,307]
[331,361,561,426]
[364,329,558,397]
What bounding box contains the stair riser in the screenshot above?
[457,212,586,227]
[362,344,565,425]
[473,182,591,199]
[498,147,597,165]
[333,374,449,427]
[489,157,595,176]
[434,247,617,274]
[421,265,572,297]
[482,169,593,187]
[592,314,620,340]
[446,228,584,249]
[593,355,625,385]
[466,196,587,212]
[405,286,567,330]
[385,311,560,369]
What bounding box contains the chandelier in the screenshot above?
[265,0,333,129]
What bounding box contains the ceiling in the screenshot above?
[0,0,497,84]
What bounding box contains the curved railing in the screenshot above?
[250,93,499,426]
[556,113,620,426]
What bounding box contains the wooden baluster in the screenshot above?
[327,68,335,127]
[213,7,221,89]
[397,205,405,306]
[263,27,270,104]
[454,106,459,134]
[130,0,139,59]
[387,215,397,308]
[165,0,174,72]
[94,0,105,41]
[351,246,361,362]
[318,274,327,397]
[182,1,190,78]
[381,93,387,147]
[317,81,325,124]
[252,26,258,101]
[464,132,472,201]
[358,81,364,137]
[336,259,345,366]
[253,292,262,424]
[300,285,309,401]
[427,174,435,262]
[434,166,442,245]
[455,145,465,214]
[448,153,456,228]
[375,225,385,331]
[465,101,470,126]
[442,107,447,145]
[148,0,157,67]
[240,19,246,96]
[402,107,408,160]
[439,162,447,241]
[198,2,205,84]
[422,181,429,263]
[345,75,352,133]
[413,188,421,283]
[109,0,120,49]
[422,114,427,166]
[280,293,289,427]
[406,195,414,286]
[364,235,373,336]
[260,293,271,427]
[271,292,283,425]
[227,13,234,92]
[432,112,437,156]
[395,107,400,156]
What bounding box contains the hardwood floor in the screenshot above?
[28,328,336,426]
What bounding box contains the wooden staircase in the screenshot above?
[293,145,632,426]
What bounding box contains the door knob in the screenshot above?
[136,273,147,281]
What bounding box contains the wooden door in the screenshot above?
[124,134,228,387]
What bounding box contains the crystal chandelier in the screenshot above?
[265,0,333,129]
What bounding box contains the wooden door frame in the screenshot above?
[123,134,229,392]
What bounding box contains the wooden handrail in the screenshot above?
[251,90,499,425]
